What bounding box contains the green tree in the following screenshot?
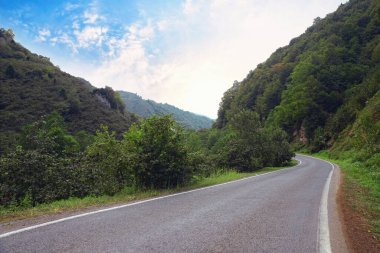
[74,130,94,151]
[124,115,191,188]
[85,125,131,195]
[20,112,79,156]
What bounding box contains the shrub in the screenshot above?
[125,116,191,188]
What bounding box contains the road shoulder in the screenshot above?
[336,169,380,253]
[329,165,350,253]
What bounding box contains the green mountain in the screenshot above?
[119,91,213,130]
[216,0,380,152]
[0,28,138,151]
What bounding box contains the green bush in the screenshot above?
[124,116,191,189]
[84,125,132,195]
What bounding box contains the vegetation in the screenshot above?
[0,112,293,209]
[118,91,214,130]
[0,160,297,222]
[216,0,380,152]
[313,151,380,241]
[0,28,137,154]
[214,0,380,242]
[0,27,293,215]
[3,2,379,243]
[314,89,380,240]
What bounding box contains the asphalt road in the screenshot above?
[0,155,338,253]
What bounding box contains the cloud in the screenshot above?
[83,10,103,24]
[35,28,51,42]
[84,0,293,117]
[182,0,201,15]
[64,3,80,11]
[43,1,110,53]
[74,26,109,48]
[50,33,78,53]
[87,22,159,92]
[62,0,348,118]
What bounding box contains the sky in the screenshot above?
[0,0,348,119]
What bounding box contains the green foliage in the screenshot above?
[124,116,191,188]
[0,112,87,206]
[74,130,95,151]
[84,125,132,195]
[3,0,379,214]
[0,145,91,206]
[333,90,380,155]
[215,0,380,151]
[223,110,293,171]
[183,110,294,173]
[19,112,80,156]
[315,150,380,241]
[0,28,137,153]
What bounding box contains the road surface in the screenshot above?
[0,155,345,253]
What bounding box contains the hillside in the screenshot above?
[215,0,380,247]
[119,91,213,130]
[215,0,380,152]
[0,29,137,151]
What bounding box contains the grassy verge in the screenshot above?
[0,159,298,223]
[309,151,380,241]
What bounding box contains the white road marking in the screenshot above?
[298,154,334,253]
[0,160,301,239]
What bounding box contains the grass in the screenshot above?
[309,150,380,241]
[0,159,298,223]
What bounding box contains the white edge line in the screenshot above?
[0,159,302,239]
[297,154,334,253]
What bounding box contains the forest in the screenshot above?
[216,0,380,156]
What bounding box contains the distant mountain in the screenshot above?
[118,91,213,130]
[0,28,138,151]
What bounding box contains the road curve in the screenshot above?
[0,155,338,253]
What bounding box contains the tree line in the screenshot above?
[0,111,293,208]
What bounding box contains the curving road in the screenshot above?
[0,155,345,253]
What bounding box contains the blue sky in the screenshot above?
[0,0,347,118]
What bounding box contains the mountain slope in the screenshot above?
[119,91,213,130]
[215,0,380,152]
[0,29,137,151]
[215,0,380,245]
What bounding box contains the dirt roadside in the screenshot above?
[334,167,380,253]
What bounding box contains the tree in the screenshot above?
[124,115,191,188]
[85,125,131,195]
[19,112,79,156]
[226,110,264,171]
[221,109,293,171]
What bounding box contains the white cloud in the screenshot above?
[64,3,80,11]
[183,0,201,15]
[74,26,109,48]
[50,33,78,53]
[35,28,51,42]
[85,23,158,92]
[62,0,348,118]
[83,10,103,24]
[157,20,169,31]
[72,20,80,30]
